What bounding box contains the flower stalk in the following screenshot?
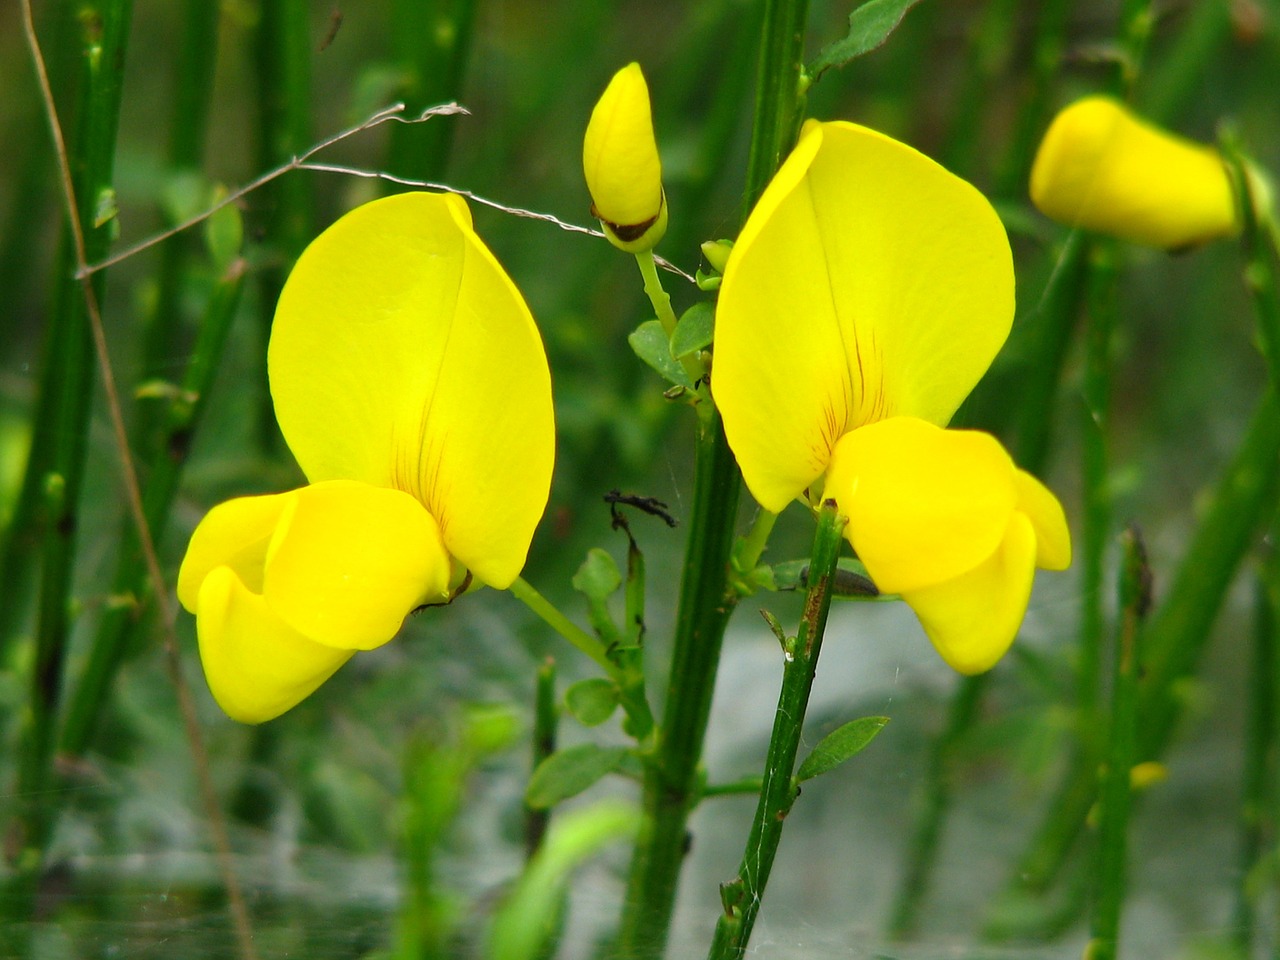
[707,501,845,960]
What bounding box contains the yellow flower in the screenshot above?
[178,193,555,722]
[583,63,667,253]
[715,120,1069,673]
[1030,95,1239,249]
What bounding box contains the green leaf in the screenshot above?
[488,800,641,960]
[670,302,715,358]
[628,319,693,389]
[565,679,620,727]
[796,716,889,782]
[572,548,622,601]
[808,0,926,78]
[525,744,629,809]
[769,557,880,598]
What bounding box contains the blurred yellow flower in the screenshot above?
[715,120,1069,673]
[583,62,667,253]
[1030,95,1238,249]
[178,192,555,722]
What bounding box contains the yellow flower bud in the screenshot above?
[1030,96,1239,249]
[583,62,667,253]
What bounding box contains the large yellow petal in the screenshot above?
[1014,469,1072,570]
[177,491,293,611]
[268,192,555,588]
[902,512,1038,674]
[715,121,1014,511]
[262,480,451,651]
[1029,96,1238,249]
[195,565,354,723]
[827,418,1017,595]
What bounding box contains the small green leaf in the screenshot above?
[796,716,889,783]
[572,548,622,601]
[670,302,715,358]
[628,319,693,388]
[565,679,619,727]
[808,0,926,78]
[525,744,629,809]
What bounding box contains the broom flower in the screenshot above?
[178,192,555,722]
[715,120,1070,672]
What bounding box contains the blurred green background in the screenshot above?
[1,0,1279,957]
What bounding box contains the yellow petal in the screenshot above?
[1030,96,1238,249]
[583,63,665,240]
[268,192,555,588]
[715,121,1014,511]
[826,418,1017,595]
[1014,469,1072,570]
[262,480,451,651]
[195,565,354,723]
[177,491,293,611]
[902,512,1038,674]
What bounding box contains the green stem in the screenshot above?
[1233,540,1278,954]
[387,0,477,185]
[707,502,845,960]
[60,258,246,757]
[1088,528,1149,960]
[635,249,705,390]
[1079,239,1118,722]
[4,0,133,935]
[702,777,765,799]
[614,411,742,959]
[509,576,623,681]
[525,658,559,861]
[614,2,808,954]
[994,0,1069,198]
[252,0,313,451]
[988,387,1280,931]
[734,508,778,575]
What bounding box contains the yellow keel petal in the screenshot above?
[262,480,451,651]
[827,418,1017,595]
[903,513,1038,675]
[196,566,354,723]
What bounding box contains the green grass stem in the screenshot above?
[1087,528,1149,960]
[387,0,476,184]
[706,502,845,960]
[252,0,313,450]
[1232,540,1278,954]
[525,659,559,860]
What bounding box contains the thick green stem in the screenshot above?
[1233,540,1278,954]
[252,0,313,451]
[707,503,844,960]
[614,412,741,959]
[613,1,809,953]
[1088,529,1149,960]
[387,0,476,184]
[525,658,559,861]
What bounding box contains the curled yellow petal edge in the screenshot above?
[268,192,555,589]
[715,121,1014,512]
